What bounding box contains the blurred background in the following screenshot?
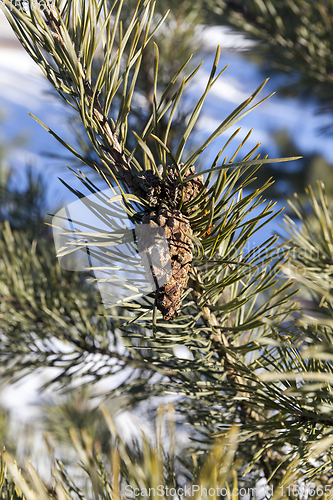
[1,0,333,476]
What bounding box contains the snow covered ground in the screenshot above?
[0,10,332,418]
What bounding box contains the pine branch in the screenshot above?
[5,0,332,486]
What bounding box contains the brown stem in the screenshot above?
[44,8,143,196]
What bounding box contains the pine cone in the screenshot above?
[137,164,203,320]
[142,209,193,320]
